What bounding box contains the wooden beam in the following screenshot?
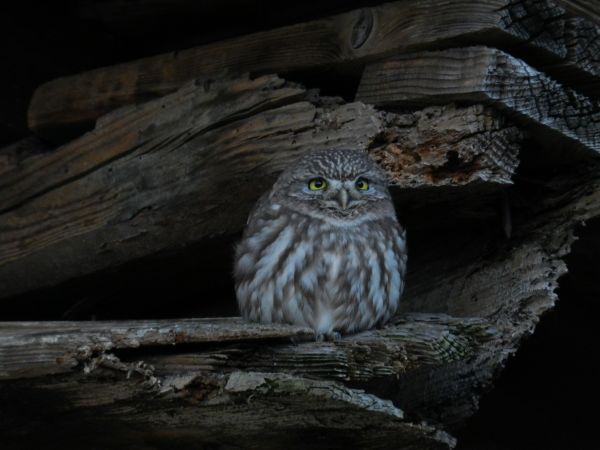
[0,370,455,450]
[556,0,600,25]
[0,75,521,299]
[27,0,600,141]
[0,318,314,380]
[356,46,600,155]
[2,164,599,444]
[0,313,490,449]
[0,313,493,382]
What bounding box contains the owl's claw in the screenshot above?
[314,331,342,342]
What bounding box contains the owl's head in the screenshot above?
[271,149,394,221]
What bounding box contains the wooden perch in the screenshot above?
[356,46,600,155]
[0,314,494,382]
[2,163,600,446]
[0,318,314,380]
[0,313,492,449]
[27,0,600,140]
[0,74,521,299]
[0,368,455,450]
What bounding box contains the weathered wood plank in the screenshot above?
[2,162,599,442]
[0,318,314,380]
[356,46,600,154]
[27,0,600,140]
[0,313,489,449]
[1,75,306,214]
[0,370,455,450]
[0,313,493,382]
[0,75,521,299]
[0,137,50,179]
[557,0,600,25]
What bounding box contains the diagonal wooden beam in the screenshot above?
[27,0,600,141]
[0,74,521,299]
[356,46,600,154]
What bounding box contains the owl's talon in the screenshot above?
[314,332,341,342]
[325,331,342,342]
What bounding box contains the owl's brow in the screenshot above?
[300,168,374,180]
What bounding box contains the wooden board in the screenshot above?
[0,313,492,381]
[356,46,600,155]
[557,0,600,24]
[0,318,314,380]
[27,0,600,141]
[0,74,521,299]
[2,159,600,446]
[0,370,455,450]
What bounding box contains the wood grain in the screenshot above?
[0,318,314,380]
[356,46,600,154]
[0,370,455,450]
[28,0,600,140]
[0,313,493,381]
[0,75,521,299]
[557,0,600,24]
[2,163,600,444]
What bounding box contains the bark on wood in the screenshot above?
[0,74,521,299]
[27,0,600,140]
[356,46,600,155]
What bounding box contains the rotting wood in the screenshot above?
[356,46,600,155]
[2,164,600,432]
[0,313,494,382]
[0,312,490,449]
[0,74,521,299]
[0,318,314,380]
[27,0,600,140]
[0,370,456,450]
[393,162,600,426]
[557,0,600,25]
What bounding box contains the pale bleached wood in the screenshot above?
[0,318,314,380]
[356,46,600,154]
[0,74,521,300]
[0,313,494,382]
[27,0,600,140]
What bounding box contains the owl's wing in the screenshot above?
[246,189,277,224]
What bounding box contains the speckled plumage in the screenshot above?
[234,149,407,338]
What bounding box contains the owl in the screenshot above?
[234,149,407,339]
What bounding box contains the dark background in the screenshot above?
[1,1,598,449]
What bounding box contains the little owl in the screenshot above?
[234,149,407,339]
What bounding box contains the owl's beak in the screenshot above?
[336,188,349,209]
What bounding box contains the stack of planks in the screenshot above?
[1,0,600,448]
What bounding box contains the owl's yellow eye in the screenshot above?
[355,178,369,191]
[308,178,327,191]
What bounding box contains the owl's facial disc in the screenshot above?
[303,178,376,213]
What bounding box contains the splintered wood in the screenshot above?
[27,0,600,140]
[0,76,521,299]
[356,46,600,154]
